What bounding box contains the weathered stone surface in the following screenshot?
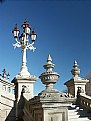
[1,56,91,121]
[0,78,15,121]
[64,61,89,97]
[28,87,75,121]
[26,55,75,121]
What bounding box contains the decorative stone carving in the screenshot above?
[39,54,60,89]
[22,85,30,93]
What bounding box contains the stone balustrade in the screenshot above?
[80,93,91,111]
[0,78,15,95]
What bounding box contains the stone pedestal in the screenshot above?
[12,74,37,101]
[64,61,89,98]
[29,88,75,121]
[26,55,75,121]
[64,76,89,98]
[12,74,37,121]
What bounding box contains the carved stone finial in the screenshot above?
[71,60,80,77]
[73,61,78,68]
[39,55,60,90]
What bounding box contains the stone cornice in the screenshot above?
[64,77,89,87]
[29,88,76,106]
[12,74,37,83]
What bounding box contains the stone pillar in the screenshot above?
[12,75,37,102]
[64,61,89,98]
[10,86,13,94]
[28,55,75,121]
[12,72,37,120]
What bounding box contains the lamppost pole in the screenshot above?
[12,20,37,76]
[12,20,37,121]
[22,47,27,66]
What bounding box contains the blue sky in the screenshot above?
[0,0,91,95]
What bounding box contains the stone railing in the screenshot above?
[79,93,91,111]
[0,78,15,94]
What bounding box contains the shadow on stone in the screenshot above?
[5,93,25,121]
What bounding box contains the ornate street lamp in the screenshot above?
[12,20,37,76]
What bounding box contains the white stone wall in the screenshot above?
[0,78,15,121]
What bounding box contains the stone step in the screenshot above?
[68,105,91,121]
[68,115,80,119]
[68,118,91,121]
[68,110,80,118]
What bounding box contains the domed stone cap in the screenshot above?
[71,60,80,77]
[39,54,60,89]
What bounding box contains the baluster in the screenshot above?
[0,82,2,91]
[6,85,8,92]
